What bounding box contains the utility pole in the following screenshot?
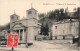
[78,7,80,47]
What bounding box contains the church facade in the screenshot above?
[10,7,39,44]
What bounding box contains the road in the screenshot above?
[0,40,80,51]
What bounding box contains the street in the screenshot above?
[0,40,80,51]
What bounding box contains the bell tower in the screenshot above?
[26,5,38,19]
[10,10,19,22]
[10,10,20,29]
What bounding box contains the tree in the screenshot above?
[48,9,65,21]
[73,7,80,19]
[40,23,49,35]
[59,8,64,20]
[45,23,49,35]
[48,10,57,20]
[40,23,45,35]
[38,13,45,19]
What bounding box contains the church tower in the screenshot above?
[10,11,20,29]
[26,5,38,27]
[26,4,38,19]
[26,6,38,43]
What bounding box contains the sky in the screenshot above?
[0,0,80,25]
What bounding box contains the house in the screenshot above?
[51,19,79,40]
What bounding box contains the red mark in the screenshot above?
[7,34,18,48]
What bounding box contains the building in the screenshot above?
[0,30,10,39]
[2,30,10,39]
[10,7,39,44]
[0,32,4,40]
[51,19,79,40]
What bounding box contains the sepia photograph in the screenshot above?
[0,0,80,51]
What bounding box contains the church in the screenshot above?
[10,7,39,44]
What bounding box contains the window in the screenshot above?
[28,11,32,14]
[17,17,18,19]
[55,26,57,29]
[11,16,14,19]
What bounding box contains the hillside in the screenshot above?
[38,17,57,29]
[38,7,80,30]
